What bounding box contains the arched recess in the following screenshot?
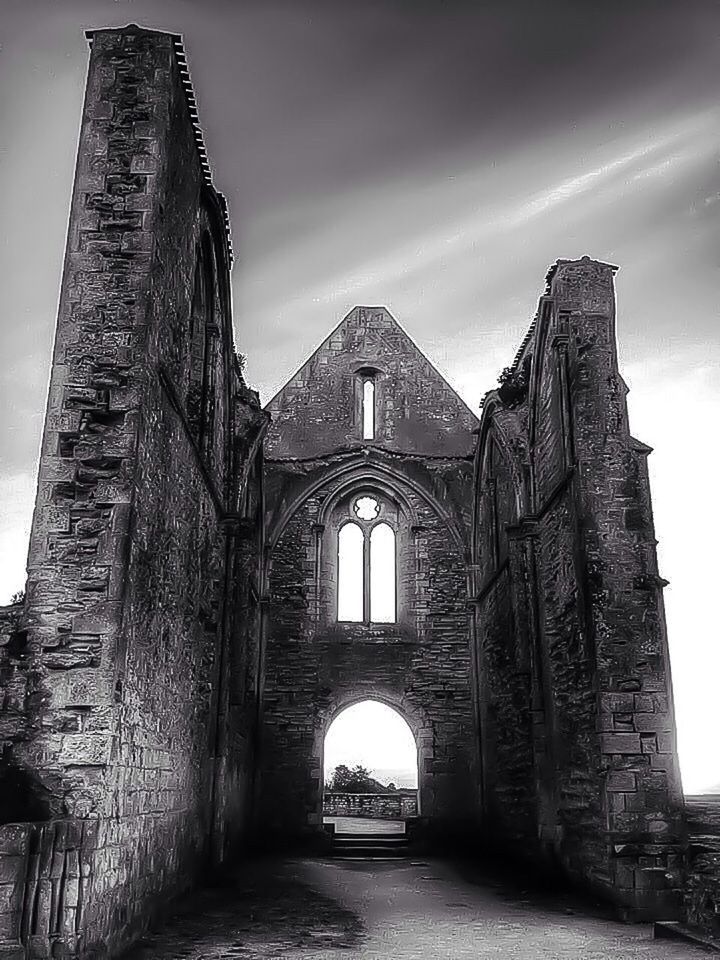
[268,458,464,558]
[472,401,524,580]
[266,459,472,636]
[311,690,433,824]
[525,295,573,513]
[186,234,216,448]
[197,187,239,508]
[325,485,403,625]
[260,452,478,839]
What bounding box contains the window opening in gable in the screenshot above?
[362,379,375,440]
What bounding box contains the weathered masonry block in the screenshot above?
[471,257,685,920]
[0,26,265,958]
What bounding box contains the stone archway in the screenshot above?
[309,691,434,832]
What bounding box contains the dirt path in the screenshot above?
[122,856,706,959]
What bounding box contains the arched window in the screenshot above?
[362,379,375,440]
[338,522,364,622]
[370,523,395,623]
[337,498,396,624]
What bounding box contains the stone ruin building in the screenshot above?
[0,23,717,959]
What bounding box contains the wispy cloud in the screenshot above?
[240,107,718,351]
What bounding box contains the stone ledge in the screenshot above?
[654,920,720,953]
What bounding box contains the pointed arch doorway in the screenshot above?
[322,700,419,834]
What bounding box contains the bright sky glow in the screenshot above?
[337,519,396,624]
[337,523,363,622]
[370,523,396,624]
[625,347,720,793]
[324,700,418,789]
[362,379,375,440]
[354,496,379,521]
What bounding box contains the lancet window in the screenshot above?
[337,495,396,623]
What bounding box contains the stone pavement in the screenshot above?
[122,857,707,959]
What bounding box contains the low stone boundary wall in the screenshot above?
[684,796,720,940]
[323,792,418,819]
[0,819,90,959]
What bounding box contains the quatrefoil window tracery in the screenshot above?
[353,496,380,521]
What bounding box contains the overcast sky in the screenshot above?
[1,0,718,791]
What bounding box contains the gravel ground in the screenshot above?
[121,856,708,959]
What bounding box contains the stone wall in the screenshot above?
[260,451,476,844]
[323,793,418,819]
[0,821,93,958]
[471,258,685,919]
[0,26,265,958]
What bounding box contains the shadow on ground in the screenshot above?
[119,855,707,960]
[450,853,619,922]
[123,859,365,960]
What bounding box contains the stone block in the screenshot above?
[59,734,111,766]
[607,771,636,792]
[0,826,31,857]
[601,733,642,755]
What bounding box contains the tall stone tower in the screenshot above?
[0,26,266,957]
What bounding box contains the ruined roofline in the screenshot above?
[85,24,234,266]
[544,254,619,291]
[506,255,621,376]
[265,304,480,424]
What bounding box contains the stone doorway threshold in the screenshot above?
[323,815,406,835]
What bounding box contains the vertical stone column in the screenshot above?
[506,518,562,852]
[549,257,684,918]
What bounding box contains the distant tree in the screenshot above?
[325,764,351,791]
[326,764,383,793]
[10,590,25,605]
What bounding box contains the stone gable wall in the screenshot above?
[265,307,478,459]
